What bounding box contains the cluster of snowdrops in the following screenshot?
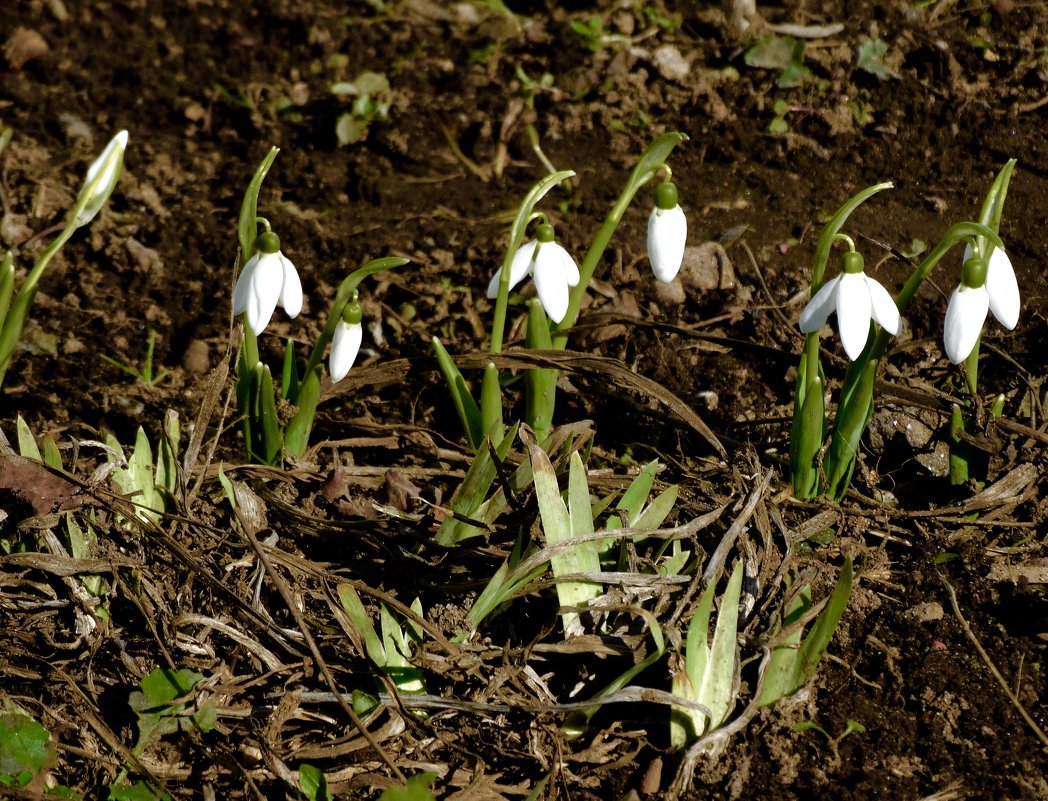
[0,130,1022,501]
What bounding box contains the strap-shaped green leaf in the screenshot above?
[284,368,321,460]
[431,336,483,449]
[237,147,279,258]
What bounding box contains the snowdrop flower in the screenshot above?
[73,130,128,228]
[486,223,579,323]
[329,294,363,383]
[798,250,901,361]
[233,230,303,335]
[942,246,1019,364]
[648,180,687,282]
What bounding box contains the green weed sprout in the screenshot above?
[758,558,854,706]
[101,329,169,386]
[106,413,180,525]
[670,561,743,748]
[129,668,217,754]
[433,130,688,450]
[795,718,867,763]
[0,129,127,389]
[338,585,428,700]
[299,764,331,801]
[233,148,406,464]
[107,667,215,799]
[0,701,73,795]
[790,169,1009,501]
[529,441,603,636]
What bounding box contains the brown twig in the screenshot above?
[231,486,408,784]
[940,573,1048,751]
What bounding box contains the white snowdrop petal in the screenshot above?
[75,131,128,227]
[233,253,260,316]
[555,243,581,288]
[487,240,537,299]
[867,276,901,335]
[943,285,989,364]
[798,275,840,334]
[246,253,283,334]
[648,205,687,283]
[329,320,363,383]
[985,248,1020,330]
[485,268,502,300]
[84,130,128,188]
[835,272,873,360]
[278,255,303,319]
[532,249,570,323]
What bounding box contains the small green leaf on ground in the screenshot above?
[857,38,898,79]
[744,35,810,87]
[0,706,52,785]
[129,667,215,752]
[378,772,438,801]
[299,764,330,801]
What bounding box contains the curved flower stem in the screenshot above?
[810,183,893,291]
[300,256,408,385]
[551,131,688,349]
[490,171,574,354]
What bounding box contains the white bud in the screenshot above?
[72,130,128,228]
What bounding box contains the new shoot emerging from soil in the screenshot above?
[790,167,1011,501]
[0,130,127,389]
[233,147,406,464]
[670,560,743,748]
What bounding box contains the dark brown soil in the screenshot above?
[1,1,1046,799]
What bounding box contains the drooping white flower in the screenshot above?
[648,180,687,283]
[329,321,362,383]
[798,251,901,361]
[942,246,1019,364]
[486,223,579,323]
[73,130,128,228]
[329,295,363,383]
[233,230,303,334]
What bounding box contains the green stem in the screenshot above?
[238,148,279,258]
[0,224,78,385]
[975,160,1015,257]
[963,335,980,395]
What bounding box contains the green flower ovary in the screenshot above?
[535,223,555,244]
[961,256,988,289]
[255,230,281,255]
[341,295,363,325]
[654,180,678,211]
[840,249,864,274]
